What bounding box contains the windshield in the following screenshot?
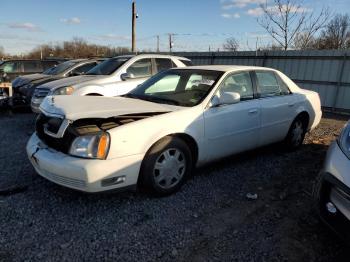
[125,69,223,107]
[43,61,78,75]
[86,57,130,75]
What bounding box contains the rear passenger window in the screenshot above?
[155,58,173,73]
[219,72,254,100]
[23,61,41,73]
[256,71,283,97]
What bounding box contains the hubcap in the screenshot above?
[153,148,186,189]
[291,121,304,146]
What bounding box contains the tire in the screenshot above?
[284,116,307,150]
[139,136,192,196]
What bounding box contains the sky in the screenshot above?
[0,0,349,55]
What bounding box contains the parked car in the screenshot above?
[11,59,99,107]
[0,59,64,102]
[314,120,350,241]
[0,59,63,82]
[27,66,322,195]
[30,54,192,113]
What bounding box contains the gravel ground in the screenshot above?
[0,111,349,262]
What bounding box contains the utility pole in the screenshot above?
[169,34,174,53]
[157,35,160,52]
[131,1,136,53]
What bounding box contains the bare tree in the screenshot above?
[317,14,350,49]
[258,0,330,50]
[223,37,239,51]
[293,32,317,49]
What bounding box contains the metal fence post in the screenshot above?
[262,52,268,67]
[333,53,347,111]
[210,52,216,65]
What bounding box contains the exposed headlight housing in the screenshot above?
[50,86,75,95]
[69,132,110,159]
[338,121,350,159]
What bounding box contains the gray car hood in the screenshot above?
[13,74,48,87]
[38,75,101,90]
[40,95,181,120]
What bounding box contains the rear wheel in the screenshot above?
[139,136,192,196]
[284,116,307,150]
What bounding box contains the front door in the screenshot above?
[203,71,261,161]
[105,58,153,96]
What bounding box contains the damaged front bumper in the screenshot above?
[26,133,143,193]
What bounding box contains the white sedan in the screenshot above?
[27,66,322,195]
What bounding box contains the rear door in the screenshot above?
[253,70,296,146]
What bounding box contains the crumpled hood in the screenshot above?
[38,75,101,90]
[12,74,48,87]
[40,95,181,120]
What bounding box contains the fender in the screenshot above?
[73,85,106,96]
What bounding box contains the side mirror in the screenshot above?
[211,92,240,107]
[120,72,134,81]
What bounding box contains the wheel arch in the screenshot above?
[137,133,199,186]
[295,111,310,129]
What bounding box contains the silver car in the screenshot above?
[314,120,350,241]
[31,54,191,113]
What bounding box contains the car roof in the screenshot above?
[174,65,274,72]
[113,54,191,61]
[65,58,97,63]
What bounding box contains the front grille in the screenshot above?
[40,168,86,189]
[36,114,77,154]
[34,88,50,98]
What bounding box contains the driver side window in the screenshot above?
[126,59,152,78]
[219,71,254,101]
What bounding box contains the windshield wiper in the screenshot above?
[123,94,180,105]
[144,96,180,105]
[122,93,143,99]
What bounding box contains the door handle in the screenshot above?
[248,109,258,114]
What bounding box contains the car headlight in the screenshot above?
[69,132,110,159]
[50,86,75,95]
[338,121,350,159]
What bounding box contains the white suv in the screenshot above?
[31,54,191,112]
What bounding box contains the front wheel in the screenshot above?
[284,117,307,150]
[139,136,192,196]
